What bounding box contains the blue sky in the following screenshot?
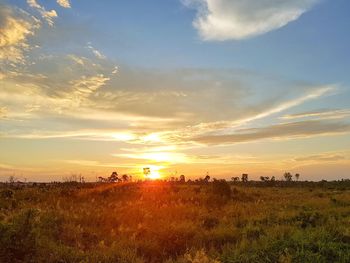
[1,0,350,181]
[49,0,350,80]
[9,0,350,79]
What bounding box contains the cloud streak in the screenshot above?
[194,120,350,145]
[171,85,336,139]
[281,109,350,120]
[295,153,347,162]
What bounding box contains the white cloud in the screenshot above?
[27,0,58,26]
[57,0,71,9]
[87,44,106,59]
[183,0,319,40]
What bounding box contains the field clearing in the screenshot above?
[1,181,350,262]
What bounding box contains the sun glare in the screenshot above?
[111,132,136,141]
[143,165,163,180]
[148,170,161,179]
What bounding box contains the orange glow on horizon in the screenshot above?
[143,166,163,180]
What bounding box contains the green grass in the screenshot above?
[0,181,349,262]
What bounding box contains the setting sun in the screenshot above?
[143,166,163,180]
[148,170,161,180]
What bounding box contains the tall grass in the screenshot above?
[0,181,349,262]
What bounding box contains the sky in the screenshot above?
[0,0,350,182]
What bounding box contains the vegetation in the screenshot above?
[0,179,350,262]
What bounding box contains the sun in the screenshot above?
[143,166,162,180]
[148,170,161,180]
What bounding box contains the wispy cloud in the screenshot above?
[194,120,350,145]
[87,44,106,60]
[281,109,350,120]
[68,54,86,66]
[2,130,133,141]
[68,74,110,104]
[57,0,71,9]
[171,85,336,139]
[0,4,40,64]
[183,0,320,40]
[27,0,57,26]
[115,152,188,164]
[61,159,137,168]
[295,153,347,162]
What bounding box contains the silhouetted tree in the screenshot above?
[122,174,129,182]
[231,177,240,182]
[108,171,119,182]
[295,173,300,181]
[284,172,293,182]
[79,175,85,183]
[203,172,210,183]
[8,176,16,184]
[179,174,185,183]
[270,176,276,182]
[260,176,269,182]
[143,167,151,178]
[98,176,107,182]
[241,173,248,183]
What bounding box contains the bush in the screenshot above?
[0,209,39,262]
[212,180,231,199]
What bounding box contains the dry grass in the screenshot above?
[1,180,350,262]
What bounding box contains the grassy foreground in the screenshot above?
[0,181,350,262]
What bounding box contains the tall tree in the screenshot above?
[284,172,293,182]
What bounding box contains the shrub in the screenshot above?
[0,209,39,262]
[212,180,231,199]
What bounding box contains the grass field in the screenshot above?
[1,180,350,262]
